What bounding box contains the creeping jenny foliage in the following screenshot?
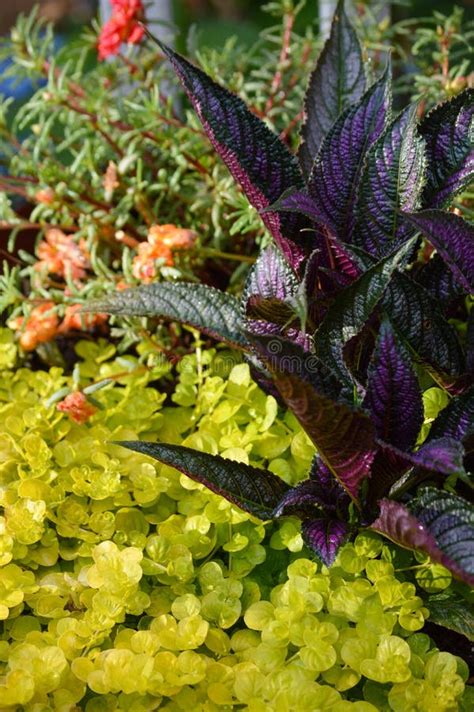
[0,330,472,710]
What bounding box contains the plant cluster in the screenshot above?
[90,0,474,598]
[0,334,472,710]
[1,2,472,359]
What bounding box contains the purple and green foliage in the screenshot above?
[89,1,474,615]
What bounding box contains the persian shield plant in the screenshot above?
[90,1,474,593]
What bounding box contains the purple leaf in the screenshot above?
[243,245,299,305]
[353,106,426,257]
[429,387,474,443]
[403,210,474,293]
[466,310,474,374]
[414,254,464,304]
[251,334,341,400]
[368,436,466,505]
[383,437,465,477]
[363,321,423,451]
[273,480,331,518]
[302,517,349,566]
[117,441,289,520]
[298,0,366,178]
[307,65,391,241]
[274,457,350,518]
[156,39,308,269]
[256,347,376,500]
[383,272,464,377]
[265,187,328,227]
[314,239,416,386]
[420,89,474,207]
[371,490,474,587]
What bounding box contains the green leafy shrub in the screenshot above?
[0,330,472,710]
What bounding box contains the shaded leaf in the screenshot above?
[117,441,289,519]
[308,65,391,240]
[302,517,349,566]
[250,334,341,400]
[403,210,474,293]
[246,296,295,325]
[371,491,474,587]
[354,106,426,257]
[298,0,365,178]
[382,272,464,376]
[420,88,474,207]
[273,458,350,518]
[424,592,474,642]
[429,387,474,443]
[363,321,423,451]
[314,239,416,386]
[368,437,466,504]
[414,254,464,304]
[156,38,308,268]
[256,349,376,499]
[86,282,249,349]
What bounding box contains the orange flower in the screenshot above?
[57,392,97,424]
[35,187,55,205]
[58,305,109,334]
[9,302,59,352]
[35,229,91,283]
[132,224,197,282]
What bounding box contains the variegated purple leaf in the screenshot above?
[243,245,299,305]
[368,436,466,506]
[273,480,330,518]
[420,89,474,207]
[354,105,426,258]
[298,0,366,178]
[302,517,349,566]
[265,187,328,227]
[254,343,376,500]
[251,334,341,400]
[415,254,464,304]
[273,457,350,518]
[371,494,474,586]
[363,321,423,451]
[308,65,391,242]
[403,210,474,293]
[155,39,308,269]
[467,310,474,374]
[386,437,465,477]
[383,272,464,376]
[429,387,474,443]
[117,441,289,520]
[314,239,416,387]
[246,319,312,352]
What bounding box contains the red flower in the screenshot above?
[57,392,97,424]
[98,0,145,61]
